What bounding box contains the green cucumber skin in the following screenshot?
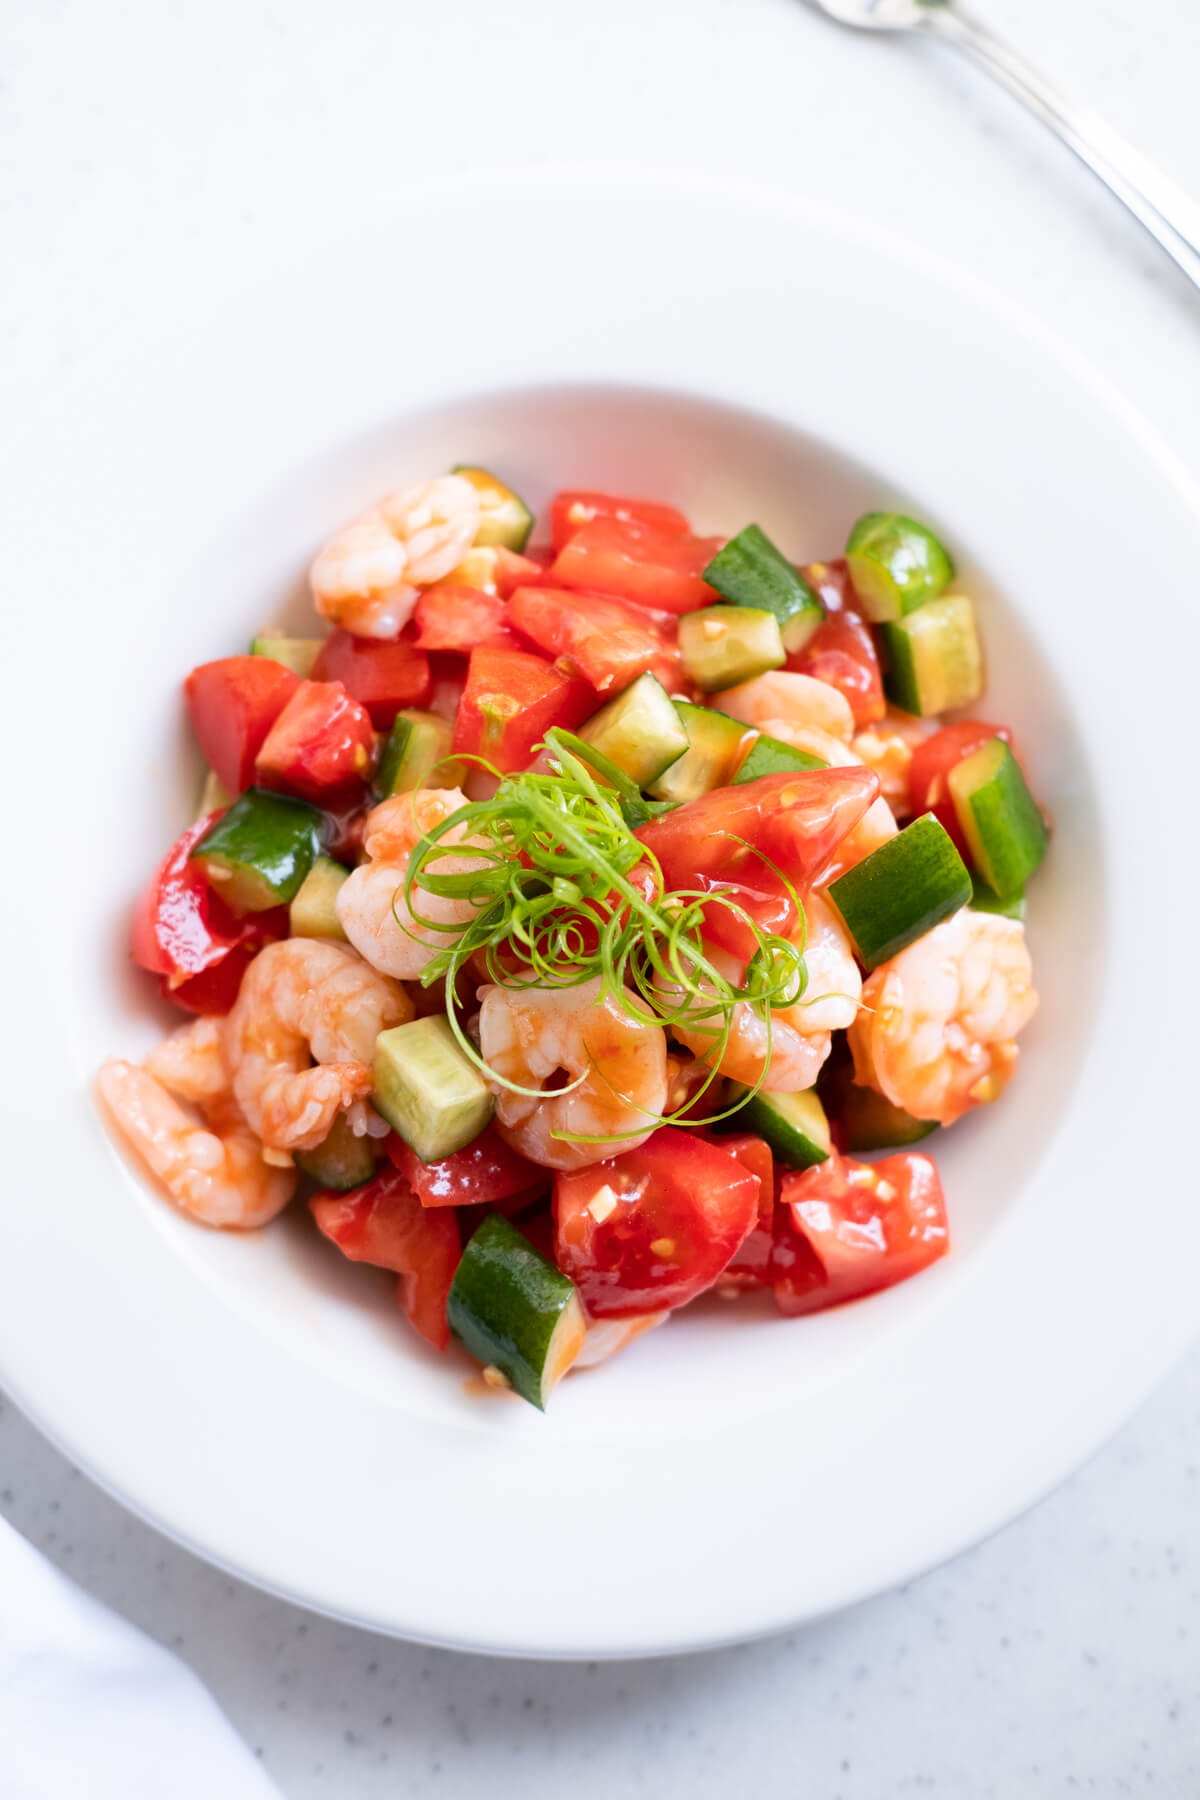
[828,813,971,971]
[729,1085,830,1169]
[845,513,955,622]
[190,788,324,910]
[732,733,827,783]
[294,1114,380,1189]
[836,1086,938,1153]
[647,702,749,803]
[951,741,1047,899]
[702,525,824,651]
[970,876,1026,921]
[448,1215,582,1410]
[374,710,456,798]
[880,593,983,717]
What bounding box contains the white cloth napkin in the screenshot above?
[0,1514,282,1800]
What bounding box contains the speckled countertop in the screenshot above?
[3,2,1199,1792]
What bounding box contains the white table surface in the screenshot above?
[4,1,1199,1792]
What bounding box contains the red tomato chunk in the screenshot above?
[549,516,723,615]
[507,586,679,694]
[772,1149,949,1317]
[130,812,272,992]
[184,656,299,795]
[414,587,519,654]
[549,490,691,554]
[310,630,431,728]
[255,680,375,802]
[310,1170,461,1350]
[453,646,594,773]
[386,1124,549,1209]
[554,1128,759,1318]
[794,560,885,727]
[636,766,879,957]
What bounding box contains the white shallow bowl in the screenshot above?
[1,171,1196,1658]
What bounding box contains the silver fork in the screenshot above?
[801,0,1200,293]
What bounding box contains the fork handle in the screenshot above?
[923,8,1200,294]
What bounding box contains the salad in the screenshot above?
[99,469,1046,1409]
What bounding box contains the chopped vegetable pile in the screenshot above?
[99,469,1047,1408]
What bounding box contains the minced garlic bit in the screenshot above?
[846,1166,878,1188]
[482,1365,511,1391]
[700,618,725,640]
[588,1184,618,1224]
[875,1178,897,1202]
[649,1237,676,1258]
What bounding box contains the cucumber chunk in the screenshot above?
[827,813,971,971]
[452,465,534,552]
[294,1113,380,1189]
[728,1083,830,1169]
[702,525,825,653]
[970,875,1026,920]
[448,1214,586,1410]
[647,703,751,803]
[289,855,350,941]
[578,672,689,787]
[838,1086,937,1153]
[680,607,785,692]
[845,512,955,622]
[732,732,828,783]
[250,630,324,677]
[880,593,983,716]
[948,738,1047,899]
[375,709,457,798]
[190,788,324,911]
[372,1016,493,1162]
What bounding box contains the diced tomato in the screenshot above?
[309,630,431,728]
[161,942,260,1015]
[493,547,549,597]
[793,561,885,727]
[720,1133,776,1224]
[511,1199,557,1263]
[385,1123,549,1209]
[549,490,691,554]
[908,720,1014,856]
[635,766,879,957]
[554,1128,759,1318]
[507,586,679,694]
[184,657,300,795]
[310,1169,461,1350]
[772,1149,949,1317]
[255,679,375,803]
[549,517,723,615]
[130,812,266,985]
[414,587,519,654]
[453,646,594,773]
[722,1221,774,1287]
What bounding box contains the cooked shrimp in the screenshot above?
[478,975,670,1172]
[852,708,938,818]
[716,670,855,743]
[310,475,480,639]
[337,787,490,980]
[143,1014,229,1106]
[97,1053,295,1230]
[671,894,861,1092]
[849,910,1038,1126]
[226,939,411,1152]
